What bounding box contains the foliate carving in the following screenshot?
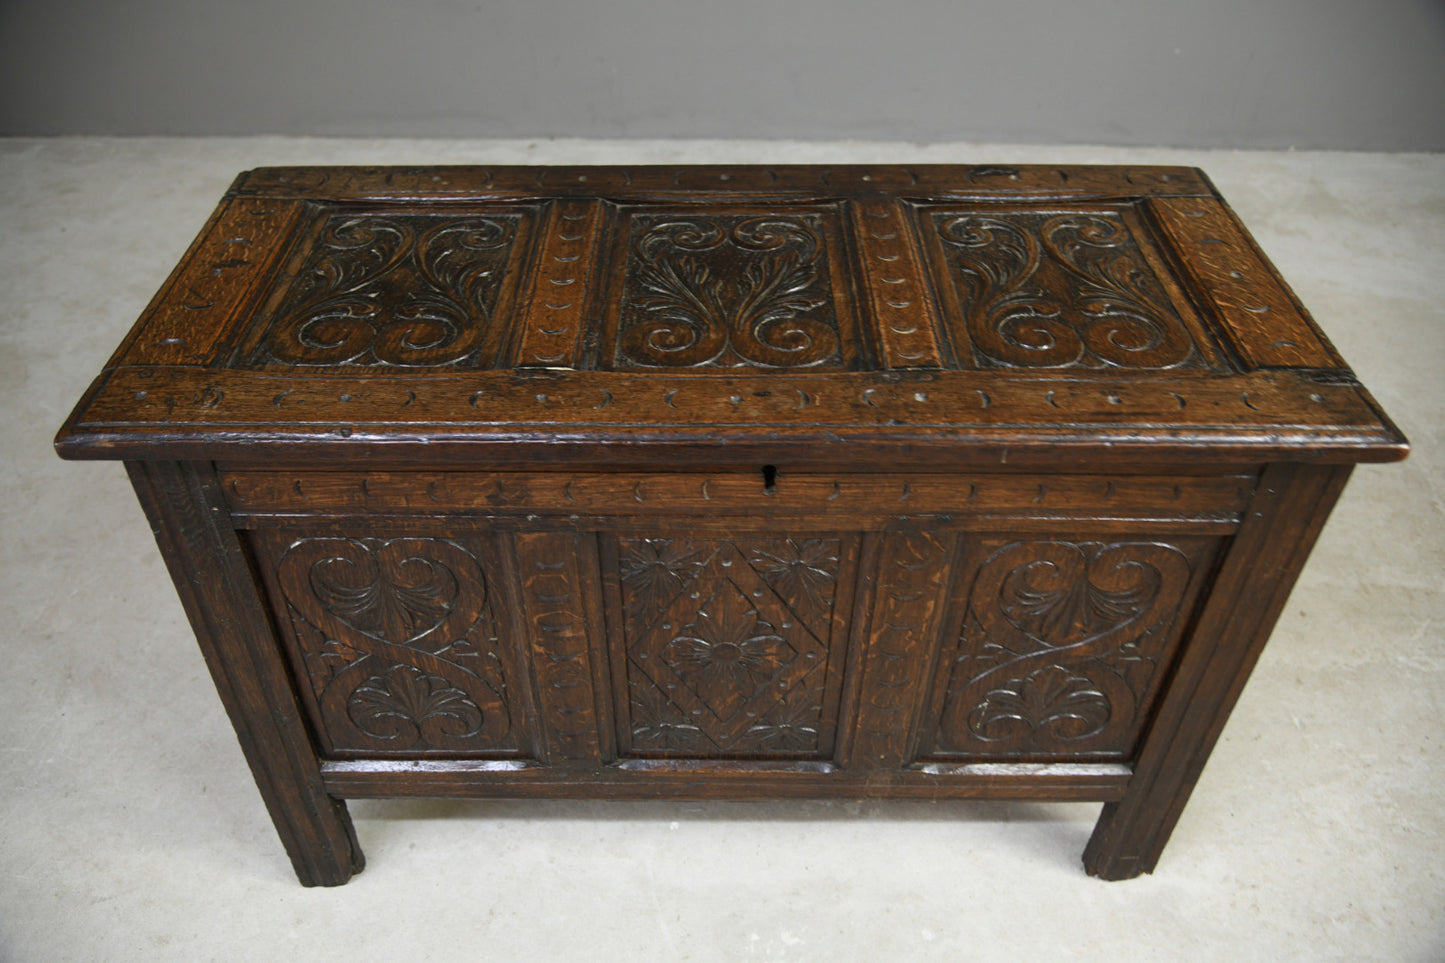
[247,212,525,367]
[617,538,711,627]
[933,210,1206,370]
[936,540,1195,758]
[617,537,841,756]
[269,536,513,755]
[663,580,792,724]
[307,538,459,641]
[615,214,843,369]
[347,664,484,742]
[745,539,839,624]
[967,666,1110,744]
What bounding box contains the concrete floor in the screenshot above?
[2,138,1441,962]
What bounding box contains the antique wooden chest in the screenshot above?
[55,165,1407,885]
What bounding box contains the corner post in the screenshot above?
[126,460,363,886]
[1084,462,1353,879]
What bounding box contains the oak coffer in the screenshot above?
[55,165,1407,885]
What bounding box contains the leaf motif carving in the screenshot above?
[936,539,1195,757]
[618,538,711,629]
[745,689,825,751]
[269,535,513,755]
[618,215,841,369]
[939,215,1075,367]
[935,210,1204,370]
[663,581,790,720]
[347,664,485,742]
[619,537,839,757]
[1041,215,1195,367]
[629,678,710,752]
[996,551,1160,647]
[250,212,522,367]
[967,666,1111,743]
[746,538,839,623]
[309,548,459,644]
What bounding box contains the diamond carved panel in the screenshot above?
[616,537,844,758]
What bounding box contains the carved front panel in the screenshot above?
[240,208,536,368]
[924,537,1219,761]
[608,209,852,370]
[922,207,1219,371]
[251,532,524,757]
[612,536,855,758]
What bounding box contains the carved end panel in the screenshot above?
[916,205,1224,371]
[604,208,856,371]
[250,532,528,758]
[923,537,1219,762]
[235,207,539,369]
[611,536,855,759]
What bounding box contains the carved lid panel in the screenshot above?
[55,165,1406,467]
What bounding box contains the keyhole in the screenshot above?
[760,464,778,495]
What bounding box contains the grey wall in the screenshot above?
[3,0,1444,150]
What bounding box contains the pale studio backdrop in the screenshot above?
[2,0,1444,149]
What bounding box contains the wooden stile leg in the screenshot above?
[126,460,364,886]
[1083,462,1352,879]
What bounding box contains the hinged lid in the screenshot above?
[55,165,1406,468]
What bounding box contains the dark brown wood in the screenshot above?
[843,532,960,769]
[55,165,1407,469]
[125,460,364,886]
[920,534,1223,764]
[319,759,1133,801]
[56,165,1407,885]
[513,531,610,764]
[1082,462,1354,879]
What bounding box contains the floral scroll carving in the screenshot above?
[270,536,513,755]
[347,664,484,745]
[617,537,842,756]
[966,666,1111,745]
[933,211,1208,370]
[247,213,524,367]
[615,214,843,369]
[936,539,1197,758]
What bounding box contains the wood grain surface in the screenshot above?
[53,166,1407,884]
